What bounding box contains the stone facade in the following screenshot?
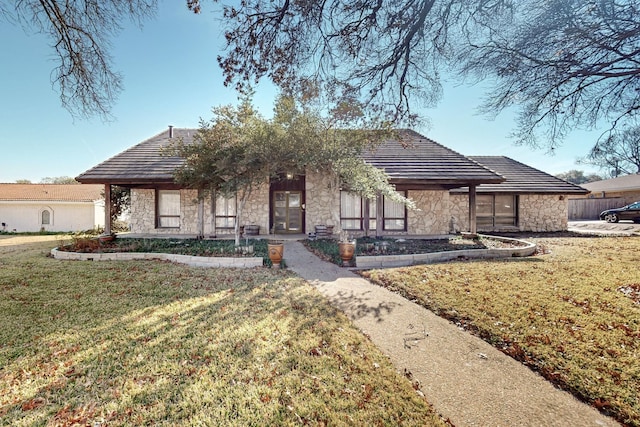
[519,194,568,232]
[130,186,270,236]
[129,184,570,236]
[305,169,341,233]
[449,193,567,232]
[238,182,270,234]
[449,194,470,233]
[407,190,450,235]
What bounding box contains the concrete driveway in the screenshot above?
[568,220,640,235]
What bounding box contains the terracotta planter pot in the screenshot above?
[98,234,115,243]
[338,241,355,267]
[267,243,284,268]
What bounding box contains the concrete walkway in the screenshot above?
[284,241,619,427]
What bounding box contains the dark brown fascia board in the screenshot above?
[76,178,177,186]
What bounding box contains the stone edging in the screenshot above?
[355,235,537,269]
[50,247,264,268]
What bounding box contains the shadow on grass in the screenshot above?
[0,246,443,426]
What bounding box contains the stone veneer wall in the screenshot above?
[407,190,450,235]
[305,169,341,234]
[448,193,469,233]
[519,194,568,232]
[130,187,269,235]
[238,182,270,234]
[448,193,568,232]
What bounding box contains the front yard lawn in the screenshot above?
[362,235,640,426]
[0,238,444,426]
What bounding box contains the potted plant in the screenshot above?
[267,240,284,269]
[337,231,356,267]
[98,233,116,243]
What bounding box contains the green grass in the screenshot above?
[362,235,640,426]
[0,238,444,426]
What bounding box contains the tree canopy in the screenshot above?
[165,95,412,243]
[8,0,640,151]
[3,0,156,119]
[554,170,603,185]
[579,126,640,176]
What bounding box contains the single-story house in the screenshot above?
[76,128,587,236]
[566,174,640,220]
[0,183,105,232]
[580,174,640,205]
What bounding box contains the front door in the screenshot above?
[273,191,303,233]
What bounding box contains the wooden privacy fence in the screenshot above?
[568,197,624,220]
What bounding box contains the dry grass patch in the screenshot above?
[363,235,640,426]
[0,239,445,426]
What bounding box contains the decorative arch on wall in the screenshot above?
[40,207,54,226]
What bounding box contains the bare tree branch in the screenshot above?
[4,0,157,119]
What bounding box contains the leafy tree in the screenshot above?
[109,186,131,226]
[40,176,78,184]
[15,179,32,184]
[578,126,640,177]
[166,95,411,244]
[555,170,603,185]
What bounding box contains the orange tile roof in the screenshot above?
[0,184,104,202]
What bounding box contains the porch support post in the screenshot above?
[375,192,383,238]
[363,198,370,237]
[468,184,477,235]
[197,189,205,239]
[104,184,112,235]
[210,191,216,238]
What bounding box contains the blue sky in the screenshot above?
[0,1,602,183]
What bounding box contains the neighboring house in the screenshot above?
[0,184,105,232]
[567,174,640,220]
[76,128,587,236]
[580,174,640,204]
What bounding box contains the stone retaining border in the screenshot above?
[355,234,537,269]
[50,247,264,268]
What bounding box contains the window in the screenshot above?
[340,192,363,230]
[157,190,181,228]
[41,210,51,225]
[215,194,237,229]
[383,196,405,230]
[340,191,405,231]
[477,194,517,228]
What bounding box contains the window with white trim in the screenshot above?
[157,190,181,228]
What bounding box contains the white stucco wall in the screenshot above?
[0,200,104,232]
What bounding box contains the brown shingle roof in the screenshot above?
[0,184,104,202]
[76,128,194,184]
[582,174,640,193]
[77,128,504,188]
[451,156,589,194]
[361,130,504,188]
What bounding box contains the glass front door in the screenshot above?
[273,191,302,233]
